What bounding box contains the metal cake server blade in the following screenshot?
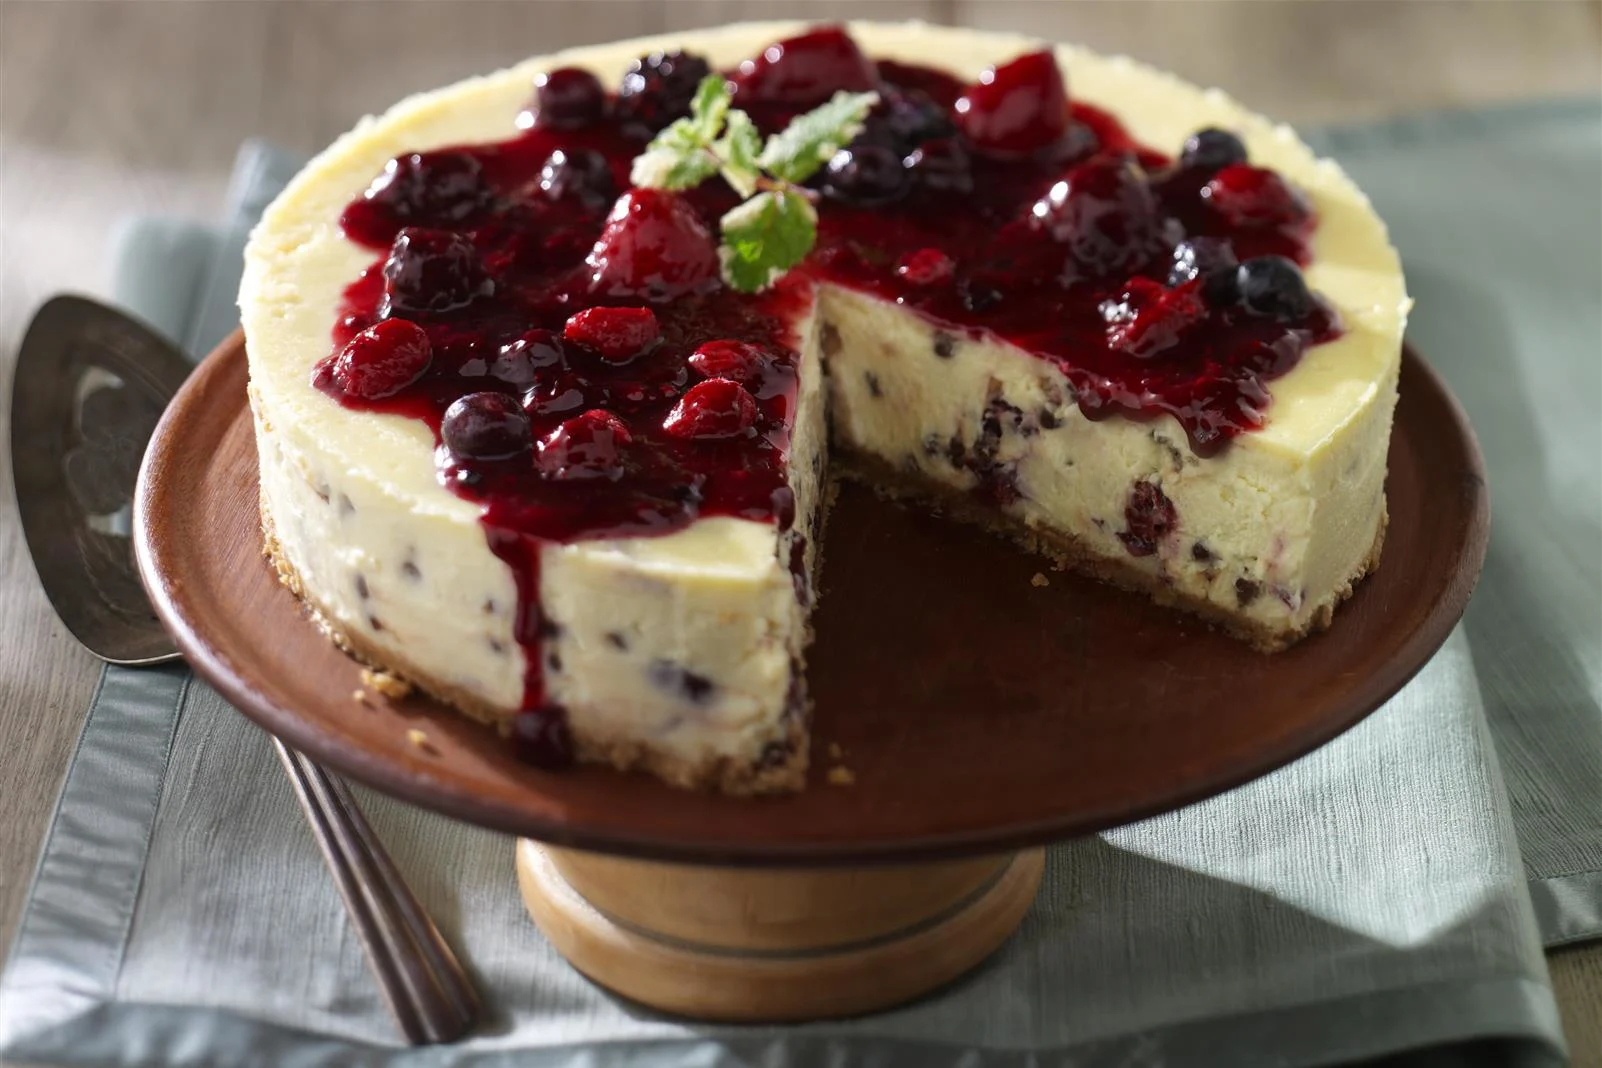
[12,294,190,665]
[11,294,479,1044]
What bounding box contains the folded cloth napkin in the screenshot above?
[2,99,1597,1067]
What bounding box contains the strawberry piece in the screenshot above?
[896,248,955,286]
[730,26,878,106]
[537,409,633,481]
[319,319,432,399]
[1101,277,1206,360]
[585,190,720,301]
[955,50,1071,158]
[687,339,772,384]
[661,378,758,440]
[563,306,660,363]
[1202,164,1312,229]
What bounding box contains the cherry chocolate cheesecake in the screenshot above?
[241,21,1409,793]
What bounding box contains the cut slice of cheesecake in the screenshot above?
[241,20,1408,794]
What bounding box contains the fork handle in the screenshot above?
[272,737,479,1044]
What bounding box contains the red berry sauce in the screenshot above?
[317,27,1343,745]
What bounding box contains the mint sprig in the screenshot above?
[629,76,878,293]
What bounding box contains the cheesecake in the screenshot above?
[241,21,1408,793]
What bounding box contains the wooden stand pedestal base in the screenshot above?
[515,840,1045,1021]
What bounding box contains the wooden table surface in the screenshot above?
[2,2,1598,1062]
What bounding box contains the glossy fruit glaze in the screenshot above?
[315,27,1341,738]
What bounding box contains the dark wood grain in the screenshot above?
[133,332,1488,866]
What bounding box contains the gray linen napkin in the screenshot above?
[2,100,1597,1066]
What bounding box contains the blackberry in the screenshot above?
[616,50,712,135]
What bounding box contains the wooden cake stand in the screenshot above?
[133,333,1488,1021]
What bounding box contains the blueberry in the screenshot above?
[1168,237,1240,306]
[823,142,908,205]
[1180,128,1248,174]
[904,137,973,194]
[877,88,956,150]
[538,148,614,207]
[530,67,607,129]
[1235,255,1314,322]
[441,392,532,460]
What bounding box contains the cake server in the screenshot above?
[11,294,479,1045]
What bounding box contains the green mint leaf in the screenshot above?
[630,139,720,190]
[630,75,732,190]
[687,74,732,142]
[712,109,763,199]
[757,90,879,184]
[718,188,817,293]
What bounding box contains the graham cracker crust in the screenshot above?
[837,454,1387,654]
[259,494,808,794]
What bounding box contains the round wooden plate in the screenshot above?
[134,332,1487,866]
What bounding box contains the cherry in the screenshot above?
[380,228,494,318]
[1203,164,1311,230]
[491,329,566,389]
[823,142,908,205]
[342,151,493,244]
[563,306,660,363]
[526,67,607,130]
[1100,276,1206,360]
[954,49,1071,158]
[1179,128,1247,174]
[687,339,771,385]
[1119,480,1177,557]
[896,248,955,286]
[320,319,432,400]
[537,148,615,208]
[537,409,632,481]
[441,392,533,459]
[731,25,878,106]
[662,378,757,440]
[511,704,573,768]
[904,137,973,194]
[585,189,721,300]
[1028,157,1161,277]
[1235,255,1314,322]
[616,50,712,135]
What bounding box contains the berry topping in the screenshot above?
[1101,277,1206,360]
[954,49,1071,158]
[823,142,908,205]
[1235,255,1315,322]
[585,189,720,300]
[522,372,595,418]
[1029,157,1161,276]
[1202,164,1312,230]
[537,148,615,207]
[343,151,493,243]
[491,329,566,388]
[904,137,973,193]
[511,704,573,768]
[873,88,957,151]
[687,339,771,384]
[616,50,712,135]
[562,306,660,363]
[731,25,878,106]
[1168,237,1240,306]
[1179,128,1248,174]
[526,67,607,130]
[1119,480,1177,557]
[441,392,533,459]
[896,248,955,286]
[537,409,633,481]
[321,319,432,400]
[662,379,758,440]
[380,227,494,318]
